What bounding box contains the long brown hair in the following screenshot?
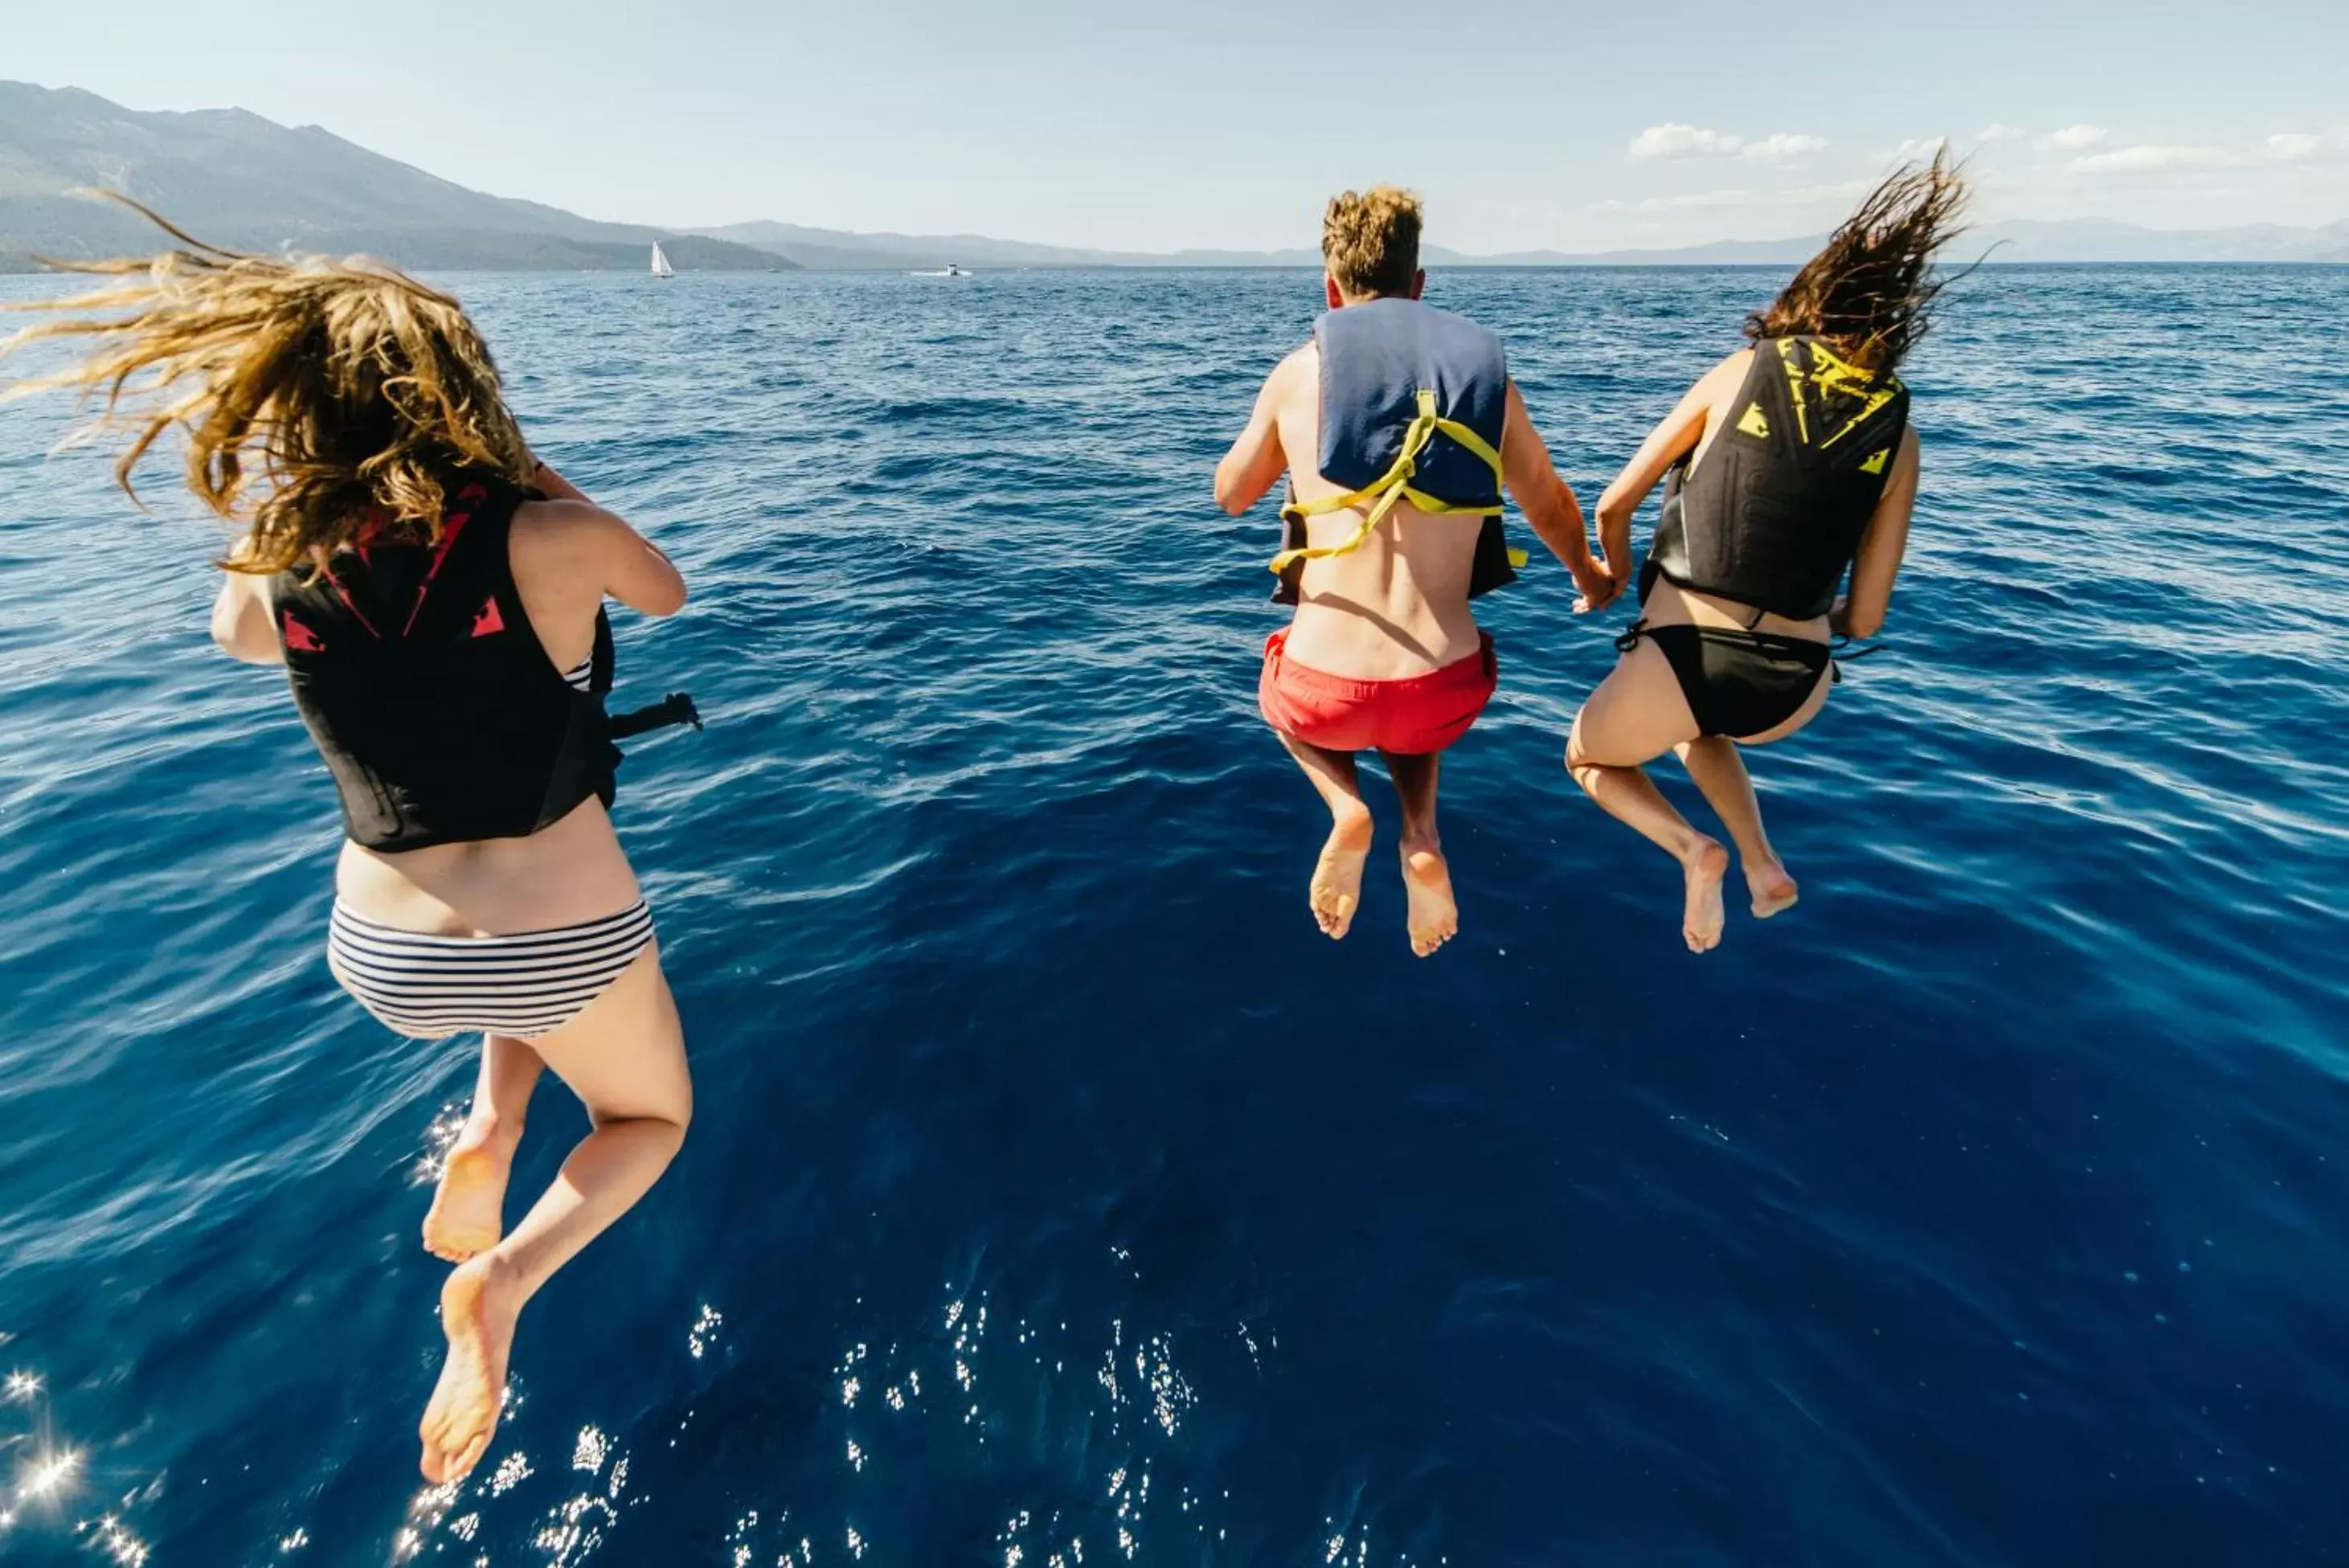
[1745,149,1972,375]
[0,194,533,574]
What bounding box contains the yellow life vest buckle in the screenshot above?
[1268,389,1507,576]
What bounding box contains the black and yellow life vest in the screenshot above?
[1269,297,1528,604]
[1645,335,1909,621]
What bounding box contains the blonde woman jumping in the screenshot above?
[4,204,694,1484]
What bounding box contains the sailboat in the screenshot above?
[650,241,675,279]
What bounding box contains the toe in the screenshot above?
[448,1432,491,1482]
[419,1431,448,1484]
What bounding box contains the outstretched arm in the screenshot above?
[1594,350,1747,594]
[1832,426,1918,639]
[1213,352,1300,516]
[1500,383,1614,612]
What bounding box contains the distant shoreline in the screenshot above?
[6,257,2343,277]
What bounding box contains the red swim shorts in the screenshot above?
[1257,628,1499,756]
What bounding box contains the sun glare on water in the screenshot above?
[15,1447,79,1500]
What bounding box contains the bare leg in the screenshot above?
[423,1034,544,1262]
[419,943,691,1484]
[1382,750,1456,957]
[1675,738,1799,919]
[1566,642,1730,954]
[1276,732,1373,940]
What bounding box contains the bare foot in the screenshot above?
[1402,841,1458,957]
[423,1120,518,1263]
[1681,839,1731,954]
[1309,811,1374,940]
[419,1255,522,1484]
[1745,858,1799,920]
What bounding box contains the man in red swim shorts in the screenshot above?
[1213,187,1623,955]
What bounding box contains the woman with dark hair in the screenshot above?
[1566,156,1967,953]
[2,204,694,1483]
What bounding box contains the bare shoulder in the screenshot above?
[1269,342,1314,395]
[514,496,687,617]
[511,497,635,558]
[1679,348,1757,422]
[510,497,614,540]
[506,497,627,590]
[1266,342,1319,421]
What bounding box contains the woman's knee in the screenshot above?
[587,1099,690,1152]
[1568,708,1640,773]
[622,1066,693,1143]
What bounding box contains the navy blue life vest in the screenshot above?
[1271,297,1523,603]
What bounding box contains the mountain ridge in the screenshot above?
[0,80,795,272]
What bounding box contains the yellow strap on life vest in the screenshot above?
[1778,338,1905,451]
[1269,390,1507,576]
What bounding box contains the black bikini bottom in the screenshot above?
[1616,621,1834,739]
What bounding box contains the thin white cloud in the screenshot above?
[1975,124,2026,144]
[1893,136,1949,161]
[1628,124,1741,160]
[2037,124,2110,154]
[2069,144,2234,173]
[1741,133,1829,162]
[1627,125,1827,162]
[2265,132,2328,162]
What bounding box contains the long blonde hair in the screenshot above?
[1,195,533,574]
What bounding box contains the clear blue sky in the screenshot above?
[10,0,2347,251]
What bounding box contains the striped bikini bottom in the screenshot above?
[327,899,656,1041]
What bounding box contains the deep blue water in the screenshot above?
[2,264,2347,1567]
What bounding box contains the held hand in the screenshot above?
[1570,553,1623,615]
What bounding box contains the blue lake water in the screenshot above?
[2,264,2347,1566]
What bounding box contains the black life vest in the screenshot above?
[1646,336,1909,621]
[1271,297,1526,604]
[272,474,620,853]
